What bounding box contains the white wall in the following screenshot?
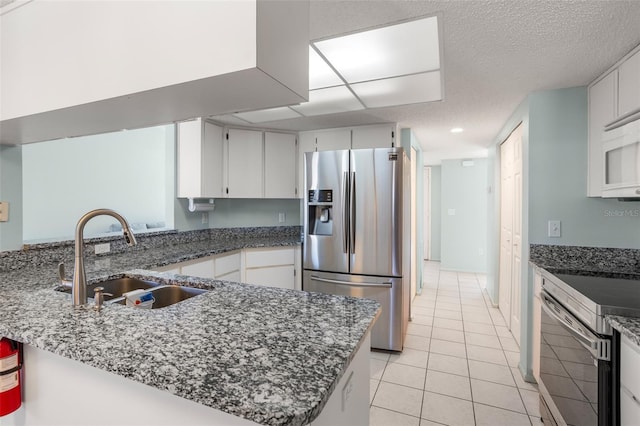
[22,125,173,242]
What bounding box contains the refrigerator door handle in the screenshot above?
[310,275,392,288]
[342,171,349,254]
[350,171,356,251]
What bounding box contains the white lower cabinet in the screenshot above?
[620,334,640,426]
[155,251,240,280]
[532,266,542,382]
[155,246,300,289]
[243,246,296,290]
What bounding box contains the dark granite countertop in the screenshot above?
[0,233,380,426]
[606,315,640,347]
[530,244,640,351]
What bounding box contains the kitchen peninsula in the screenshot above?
[0,227,379,426]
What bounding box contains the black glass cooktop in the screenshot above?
[554,273,640,311]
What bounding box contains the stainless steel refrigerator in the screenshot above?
[302,147,410,351]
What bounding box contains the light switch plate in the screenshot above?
[548,220,561,238]
[0,202,8,222]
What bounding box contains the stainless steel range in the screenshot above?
[538,270,640,426]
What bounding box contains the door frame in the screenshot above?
[423,166,431,260]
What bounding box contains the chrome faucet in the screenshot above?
[72,209,137,307]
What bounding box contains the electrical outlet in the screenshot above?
[95,243,111,255]
[0,201,9,222]
[548,220,561,238]
[448,208,456,216]
[201,213,208,224]
[278,212,286,223]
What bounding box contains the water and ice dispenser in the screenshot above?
[307,189,333,236]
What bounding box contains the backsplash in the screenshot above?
[530,244,640,274]
[0,226,301,272]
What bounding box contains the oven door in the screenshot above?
[539,291,613,426]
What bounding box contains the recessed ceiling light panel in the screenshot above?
[309,47,344,90]
[314,16,440,84]
[351,71,442,108]
[450,127,464,133]
[290,86,364,116]
[233,106,301,123]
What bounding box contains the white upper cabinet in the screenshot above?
[618,50,640,119]
[315,129,353,151]
[177,119,224,198]
[587,70,618,197]
[351,124,395,149]
[264,132,297,198]
[1,0,309,144]
[587,43,640,197]
[297,124,398,198]
[226,129,264,198]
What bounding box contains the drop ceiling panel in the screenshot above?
[309,47,344,90]
[290,86,364,116]
[314,16,440,83]
[351,71,442,108]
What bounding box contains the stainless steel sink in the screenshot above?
[56,277,161,301]
[55,277,208,309]
[113,285,208,309]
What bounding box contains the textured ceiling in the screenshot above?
[222,0,640,165]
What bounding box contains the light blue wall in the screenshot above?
[430,166,442,261]
[0,145,23,251]
[529,88,640,247]
[208,199,301,227]
[440,159,488,272]
[488,86,640,382]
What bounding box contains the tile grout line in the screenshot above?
[460,272,479,426]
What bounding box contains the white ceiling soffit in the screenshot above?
[313,15,440,83]
[233,106,302,124]
[290,85,364,116]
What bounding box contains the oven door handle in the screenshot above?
[310,276,392,288]
[541,292,611,361]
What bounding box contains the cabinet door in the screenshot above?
[621,334,640,426]
[202,122,224,197]
[619,50,640,119]
[297,132,317,199]
[351,125,394,149]
[180,258,215,279]
[214,250,241,277]
[245,265,295,290]
[264,132,297,198]
[226,128,263,198]
[315,129,352,151]
[588,71,618,197]
[177,119,224,198]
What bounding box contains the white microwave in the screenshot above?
[602,119,640,198]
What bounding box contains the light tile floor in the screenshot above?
[369,261,543,426]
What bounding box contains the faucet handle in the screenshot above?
[93,286,113,311]
[58,263,72,289]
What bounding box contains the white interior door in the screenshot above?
[423,166,431,260]
[498,124,523,346]
[510,126,523,345]
[410,147,418,303]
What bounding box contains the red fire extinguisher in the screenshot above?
[0,338,22,416]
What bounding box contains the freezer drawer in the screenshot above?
[303,270,405,351]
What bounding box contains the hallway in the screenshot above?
[369,261,542,425]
